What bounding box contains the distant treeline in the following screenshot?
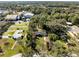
[0,1,79,8]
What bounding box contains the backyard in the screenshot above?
[0,21,29,57]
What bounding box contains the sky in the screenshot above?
[0,0,79,1]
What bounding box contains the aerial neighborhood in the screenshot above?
[0,1,79,57]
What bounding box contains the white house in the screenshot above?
[13,34,22,39]
[23,12,34,18]
[5,15,20,20]
[13,30,23,40]
[11,30,23,50]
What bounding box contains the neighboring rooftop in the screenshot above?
[5,15,20,20]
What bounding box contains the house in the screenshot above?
[13,30,23,40]
[13,34,22,40]
[5,15,20,21]
[23,12,34,18]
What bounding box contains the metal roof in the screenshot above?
[13,30,23,39]
[5,15,19,20]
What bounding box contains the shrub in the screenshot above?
[48,34,59,41]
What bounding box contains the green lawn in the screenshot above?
[0,37,28,57]
[0,21,29,57]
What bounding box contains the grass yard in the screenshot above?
[8,21,29,31]
[3,31,15,36]
[0,36,23,57]
[0,21,29,57]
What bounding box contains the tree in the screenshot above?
[45,21,66,35]
[72,15,79,25]
[48,34,59,41]
[48,40,68,56]
[53,13,61,19]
